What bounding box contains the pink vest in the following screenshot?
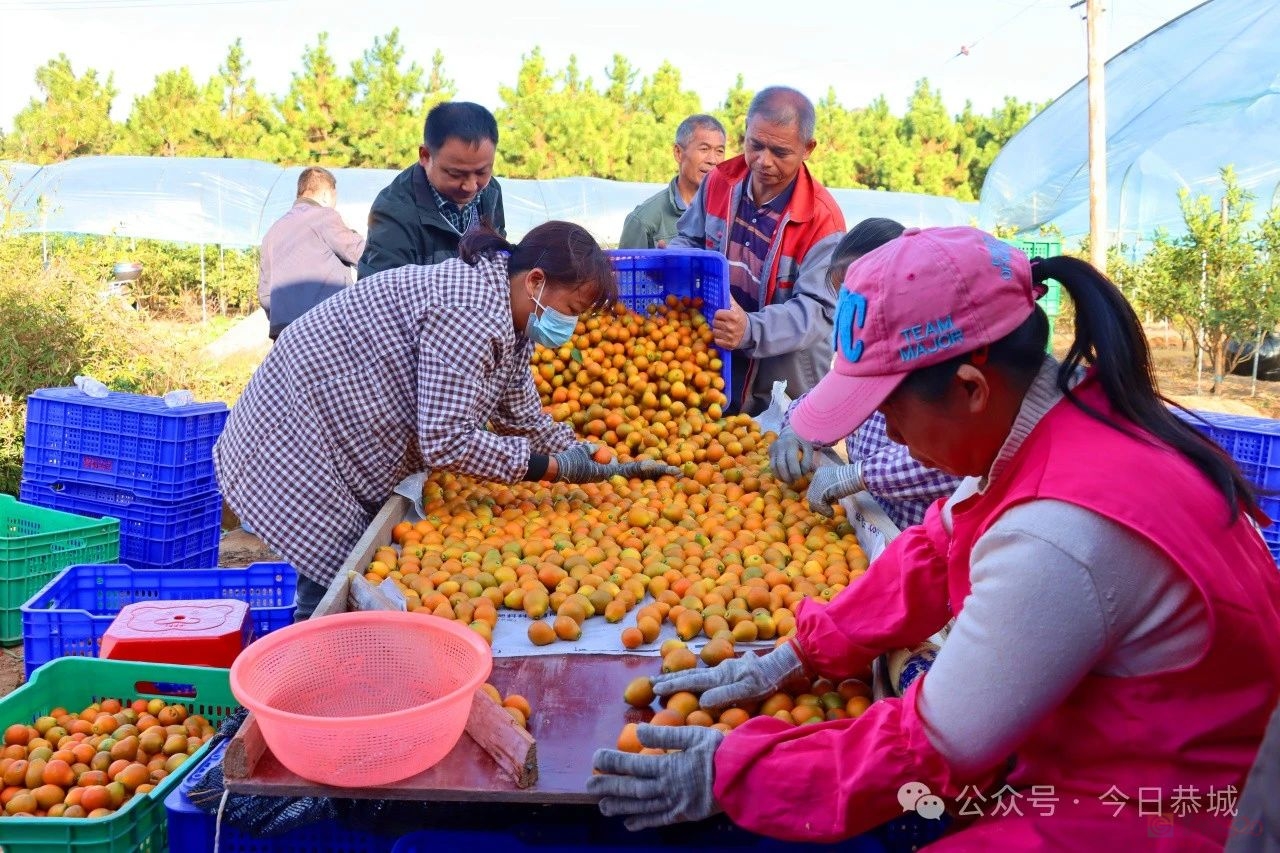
[939,377,1280,848]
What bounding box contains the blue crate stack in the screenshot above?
[1175,408,1280,563]
[20,387,229,572]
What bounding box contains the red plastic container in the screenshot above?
[99,598,252,668]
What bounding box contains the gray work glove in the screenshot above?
[806,462,865,518]
[554,443,680,483]
[768,425,818,484]
[588,724,724,831]
[650,644,803,710]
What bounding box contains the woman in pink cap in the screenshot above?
[589,226,1280,850]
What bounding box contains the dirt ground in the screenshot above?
[1115,327,1280,417]
[1149,343,1280,418]
[217,502,281,568]
[0,648,24,697]
[218,527,281,568]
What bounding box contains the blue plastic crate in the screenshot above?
[21,561,296,678]
[607,249,733,405]
[1175,409,1280,561]
[1174,410,1280,489]
[19,479,221,572]
[165,739,398,853]
[23,387,228,502]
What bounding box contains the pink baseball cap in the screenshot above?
[791,226,1038,445]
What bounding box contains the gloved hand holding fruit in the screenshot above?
[805,462,866,517]
[552,443,681,483]
[767,425,818,484]
[588,723,724,830]
[649,644,804,710]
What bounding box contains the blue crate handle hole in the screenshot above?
[134,680,199,699]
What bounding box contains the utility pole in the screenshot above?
[1085,0,1107,273]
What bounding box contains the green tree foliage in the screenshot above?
[345,30,444,168]
[494,47,558,178]
[3,42,1041,196]
[115,68,214,157]
[714,75,753,153]
[206,40,290,161]
[958,95,1041,198]
[2,55,116,163]
[617,59,702,182]
[277,33,356,164]
[1124,167,1280,392]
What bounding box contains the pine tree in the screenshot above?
[4,56,116,162]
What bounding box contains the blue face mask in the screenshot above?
[527,283,579,348]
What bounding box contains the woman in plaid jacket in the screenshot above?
[215,221,676,618]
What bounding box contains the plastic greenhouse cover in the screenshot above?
[978,0,1280,250]
[2,155,976,249]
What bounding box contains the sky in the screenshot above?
[0,0,1204,134]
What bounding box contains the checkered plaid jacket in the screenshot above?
[214,253,575,586]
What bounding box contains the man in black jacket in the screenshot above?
[357,101,506,279]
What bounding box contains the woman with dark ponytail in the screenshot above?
[216,221,676,620]
[590,227,1280,849]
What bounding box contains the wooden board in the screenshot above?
[314,494,411,618]
[224,653,656,803]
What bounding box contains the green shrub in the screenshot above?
[0,400,23,497]
[0,228,260,494]
[6,234,260,317]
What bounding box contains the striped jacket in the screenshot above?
[670,155,845,414]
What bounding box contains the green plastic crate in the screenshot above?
[1009,237,1063,260]
[0,494,120,644]
[0,657,237,853]
[1005,238,1064,354]
[1006,238,1063,316]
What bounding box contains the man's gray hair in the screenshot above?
[674,114,727,149]
[747,86,816,143]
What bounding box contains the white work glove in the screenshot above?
[768,425,818,484]
[553,444,680,483]
[589,724,724,831]
[650,644,803,710]
[806,462,865,517]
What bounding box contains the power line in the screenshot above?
[952,0,1059,59]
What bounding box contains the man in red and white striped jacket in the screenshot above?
[670,86,846,416]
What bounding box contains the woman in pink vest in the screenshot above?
[588,226,1280,849]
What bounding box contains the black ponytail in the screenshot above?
[458,220,513,265]
[1034,255,1260,520]
[458,220,618,310]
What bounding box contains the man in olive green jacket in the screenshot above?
[618,115,725,250]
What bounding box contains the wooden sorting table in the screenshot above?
[222,495,650,803]
[224,483,901,803]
